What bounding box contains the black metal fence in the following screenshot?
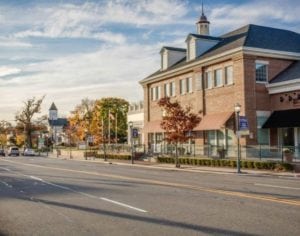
[148,143,300,162]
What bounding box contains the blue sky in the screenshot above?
[0,0,299,122]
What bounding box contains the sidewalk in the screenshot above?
[44,153,300,178]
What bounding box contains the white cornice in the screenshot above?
[266,78,300,94]
[243,47,300,60]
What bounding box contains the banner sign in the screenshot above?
[132,128,139,138]
[238,116,250,136]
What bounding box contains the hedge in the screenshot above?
[95,153,131,160]
[157,157,294,171]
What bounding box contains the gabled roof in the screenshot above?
[269,61,300,84]
[186,33,221,41]
[141,24,300,83]
[49,102,57,111]
[160,46,186,53]
[48,118,68,127]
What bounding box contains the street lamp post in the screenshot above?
[128,121,134,164]
[234,103,242,174]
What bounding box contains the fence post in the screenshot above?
[259,144,262,160]
[281,145,284,163]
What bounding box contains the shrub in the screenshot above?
[96,154,131,160]
[274,163,294,171]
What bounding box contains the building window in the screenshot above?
[164,82,175,97]
[156,86,161,100]
[150,87,154,101]
[225,66,233,85]
[170,82,175,96]
[164,83,170,97]
[256,63,268,82]
[186,77,193,93]
[180,79,185,95]
[205,71,212,89]
[195,73,202,91]
[214,69,223,87]
[151,86,161,101]
[257,116,270,145]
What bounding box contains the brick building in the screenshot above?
[140,10,300,156]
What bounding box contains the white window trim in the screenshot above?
[255,61,269,83]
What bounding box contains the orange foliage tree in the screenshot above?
[158,97,201,167]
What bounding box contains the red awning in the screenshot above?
[196,112,233,131]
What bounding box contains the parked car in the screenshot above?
[8,147,20,156]
[23,148,36,156]
[0,149,5,157]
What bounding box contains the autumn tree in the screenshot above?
[158,97,201,167]
[15,96,47,148]
[68,98,96,144]
[0,120,12,148]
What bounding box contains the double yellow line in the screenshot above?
[2,159,300,207]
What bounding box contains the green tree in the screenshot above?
[95,97,129,143]
[158,97,201,167]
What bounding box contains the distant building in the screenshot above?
[48,103,68,145]
[127,101,144,145]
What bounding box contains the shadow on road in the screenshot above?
[25,197,256,236]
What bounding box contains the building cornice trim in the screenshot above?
[266,78,300,94]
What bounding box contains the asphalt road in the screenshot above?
[0,156,299,236]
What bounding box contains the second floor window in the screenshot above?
[186,77,193,93]
[225,66,233,85]
[164,82,175,97]
[214,69,223,87]
[256,63,268,82]
[180,79,186,95]
[205,71,212,89]
[170,81,175,96]
[151,86,161,101]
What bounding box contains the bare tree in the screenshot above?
[158,97,201,167]
[15,96,46,148]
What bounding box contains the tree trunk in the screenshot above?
[175,142,180,168]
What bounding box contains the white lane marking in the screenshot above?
[29,175,147,213]
[0,181,12,188]
[254,183,300,190]
[101,197,147,213]
[0,167,11,171]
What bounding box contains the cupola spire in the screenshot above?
[196,2,210,35]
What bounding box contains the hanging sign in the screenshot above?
[238,116,250,136]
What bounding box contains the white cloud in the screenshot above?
[0,42,160,120]
[0,66,21,77]
[207,0,300,34]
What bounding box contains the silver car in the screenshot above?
[8,147,20,156]
[23,148,36,156]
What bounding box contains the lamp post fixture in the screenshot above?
[234,103,242,174]
[128,121,134,164]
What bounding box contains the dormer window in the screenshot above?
[160,47,186,71]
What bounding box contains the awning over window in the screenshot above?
[262,109,300,128]
[196,112,234,131]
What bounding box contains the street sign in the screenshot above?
[132,128,139,138]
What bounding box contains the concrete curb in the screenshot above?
[43,153,298,178]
